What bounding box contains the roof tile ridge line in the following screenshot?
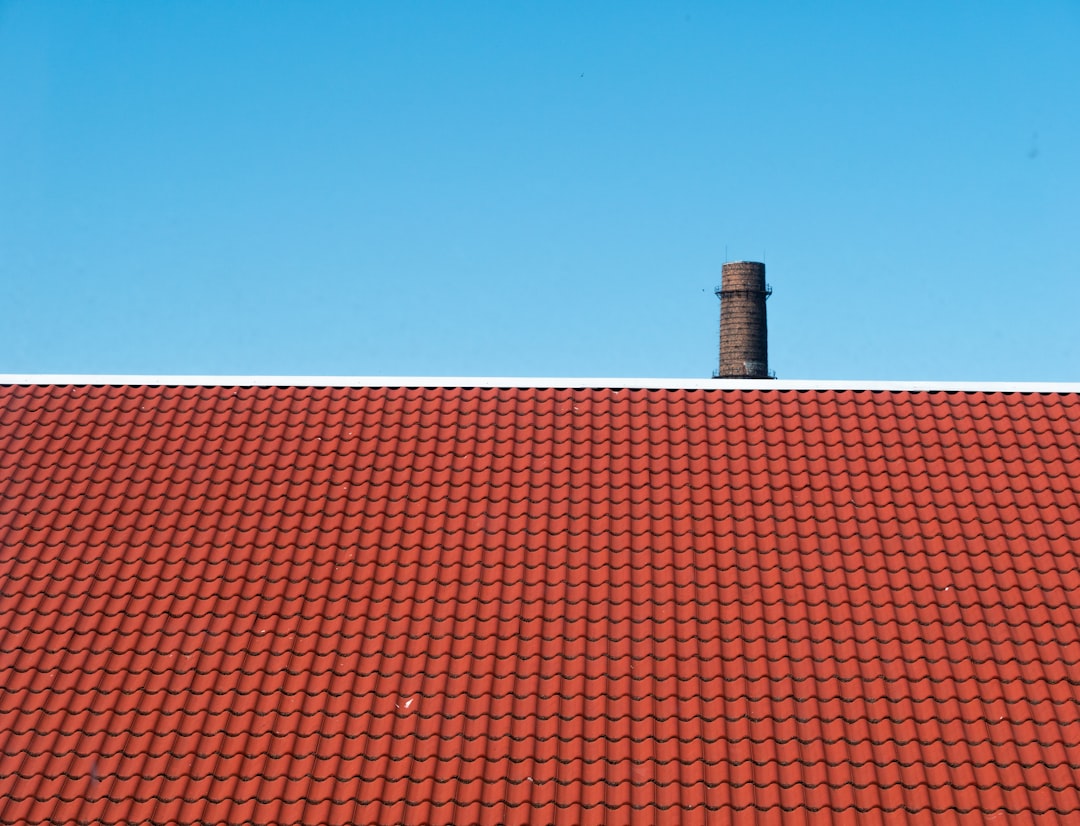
[2,374,1080,393]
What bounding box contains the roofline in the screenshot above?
[1,374,1079,393]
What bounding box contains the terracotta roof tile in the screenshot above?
[3,384,1080,823]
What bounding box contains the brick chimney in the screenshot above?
[715,261,773,379]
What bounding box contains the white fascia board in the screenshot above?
[1,374,1080,393]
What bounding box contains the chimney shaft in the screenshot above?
[715,261,772,379]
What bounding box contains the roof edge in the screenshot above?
[1,374,1079,393]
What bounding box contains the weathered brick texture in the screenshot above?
[717,261,770,378]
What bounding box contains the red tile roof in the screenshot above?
[2,382,1080,825]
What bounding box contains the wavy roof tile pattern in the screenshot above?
[2,383,1080,825]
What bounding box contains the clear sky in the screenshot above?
[1,2,1077,380]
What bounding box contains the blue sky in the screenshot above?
[1,2,1077,380]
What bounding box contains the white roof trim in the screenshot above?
[1,374,1079,392]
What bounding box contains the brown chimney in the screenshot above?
[714,261,773,379]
